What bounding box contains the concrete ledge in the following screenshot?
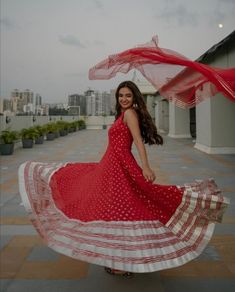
[86,125,112,130]
[0,115,115,132]
[159,129,168,134]
[86,126,103,130]
[168,134,192,138]
[195,143,235,154]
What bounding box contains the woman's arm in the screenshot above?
[124,109,156,182]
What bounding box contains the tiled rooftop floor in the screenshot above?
[0,129,235,292]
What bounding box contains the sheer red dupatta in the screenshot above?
[89,36,235,108]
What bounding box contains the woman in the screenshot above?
[19,81,229,278]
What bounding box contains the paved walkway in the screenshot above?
[0,129,235,292]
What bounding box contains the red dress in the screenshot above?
[18,111,229,272]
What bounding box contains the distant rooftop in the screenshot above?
[132,71,156,95]
[197,30,235,63]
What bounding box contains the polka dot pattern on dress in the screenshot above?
[50,112,183,224]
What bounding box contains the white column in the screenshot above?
[154,100,160,129]
[146,95,154,118]
[168,102,191,138]
[195,94,235,154]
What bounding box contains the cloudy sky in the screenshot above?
[1,0,234,103]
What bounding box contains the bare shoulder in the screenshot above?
[124,108,141,135]
[123,108,138,123]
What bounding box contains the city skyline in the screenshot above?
[2,86,114,105]
[1,0,235,103]
[0,87,114,117]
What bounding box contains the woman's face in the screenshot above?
[118,87,134,111]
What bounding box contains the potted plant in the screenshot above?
[68,122,76,133]
[20,127,37,148]
[45,123,57,140]
[0,130,19,155]
[77,119,86,130]
[63,121,69,134]
[56,121,69,136]
[52,122,60,138]
[34,125,46,144]
[102,114,107,129]
[71,121,78,131]
[56,121,65,136]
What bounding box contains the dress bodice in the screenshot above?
[108,112,133,153]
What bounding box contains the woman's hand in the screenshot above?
[142,166,156,183]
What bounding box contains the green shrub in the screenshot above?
[20,128,38,140]
[77,119,86,129]
[45,123,58,133]
[56,121,70,131]
[33,125,47,137]
[0,130,19,144]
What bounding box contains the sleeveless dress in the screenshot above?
[18,111,229,273]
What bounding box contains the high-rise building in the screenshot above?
[85,89,112,116]
[35,94,42,106]
[95,91,102,115]
[102,91,111,115]
[68,94,79,106]
[68,94,86,115]
[11,89,34,114]
[41,104,49,116]
[23,103,34,114]
[85,89,96,116]
[3,99,13,112]
[35,94,43,115]
[0,97,12,114]
[48,103,67,109]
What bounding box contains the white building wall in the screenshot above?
[162,100,169,132]
[146,95,154,118]
[154,98,161,130]
[154,97,170,133]
[195,44,235,154]
[168,102,191,138]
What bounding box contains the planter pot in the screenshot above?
[22,139,34,148]
[54,131,60,138]
[0,143,14,155]
[46,133,55,141]
[35,136,44,144]
[59,129,67,136]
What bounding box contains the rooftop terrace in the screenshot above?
[0,129,235,291]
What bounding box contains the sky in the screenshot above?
[1,0,235,103]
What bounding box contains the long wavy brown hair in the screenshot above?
[115,81,163,145]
